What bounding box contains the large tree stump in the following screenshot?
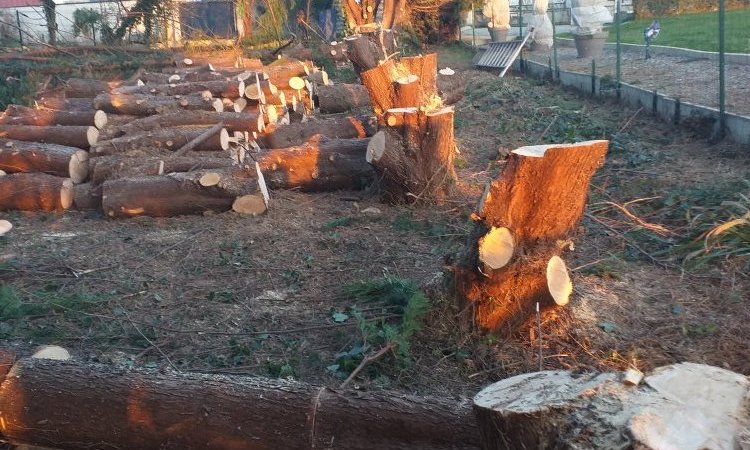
[119,111,265,135]
[367,107,456,202]
[94,93,223,116]
[0,139,89,183]
[0,173,73,211]
[90,127,230,156]
[0,357,480,450]
[454,141,608,333]
[0,125,98,149]
[261,115,377,148]
[101,167,268,218]
[473,363,750,450]
[316,84,373,114]
[1,106,107,129]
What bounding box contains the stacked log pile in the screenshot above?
[0,56,381,218]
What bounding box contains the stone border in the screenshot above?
[513,58,750,144]
[555,37,750,65]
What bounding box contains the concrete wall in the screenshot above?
[514,57,750,144]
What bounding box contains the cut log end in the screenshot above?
[365,131,385,163]
[87,127,99,146]
[220,128,230,150]
[93,110,108,129]
[234,98,248,113]
[289,76,305,91]
[478,227,514,270]
[60,179,74,210]
[199,172,222,187]
[0,219,12,236]
[546,256,572,306]
[32,345,71,361]
[69,150,89,184]
[212,99,225,112]
[232,194,267,216]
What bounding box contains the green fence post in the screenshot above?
[16,10,23,46]
[591,59,596,95]
[472,3,476,48]
[615,0,621,99]
[718,0,726,137]
[550,1,558,78]
[519,0,524,39]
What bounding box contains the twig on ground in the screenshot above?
[340,342,396,388]
[172,122,224,157]
[585,212,672,268]
[616,107,644,135]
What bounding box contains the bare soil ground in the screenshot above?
[0,45,748,399]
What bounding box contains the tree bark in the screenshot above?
[344,30,397,75]
[91,127,230,156]
[0,138,89,183]
[0,173,73,211]
[264,58,310,89]
[0,107,107,129]
[94,93,223,116]
[367,107,456,202]
[453,141,608,333]
[316,84,372,114]
[89,156,235,185]
[258,135,374,192]
[72,182,102,210]
[36,97,95,112]
[260,115,377,148]
[0,125,98,149]
[101,167,266,218]
[0,357,480,450]
[120,111,265,135]
[139,72,183,84]
[112,80,244,98]
[64,78,117,98]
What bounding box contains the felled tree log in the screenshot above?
[112,80,244,98]
[1,106,107,129]
[64,78,117,98]
[259,135,374,191]
[0,125,98,149]
[261,115,377,148]
[140,72,181,84]
[94,93,223,116]
[265,58,310,88]
[344,30,397,74]
[90,156,234,185]
[0,357,480,450]
[473,363,750,450]
[36,97,95,112]
[120,111,264,135]
[367,107,456,202]
[454,141,608,333]
[316,84,372,114]
[0,173,73,211]
[72,182,102,210]
[0,139,89,183]
[101,167,267,218]
[91,127,230,156]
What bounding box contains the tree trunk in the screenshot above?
[0,173,73,211]
[72,182,102,210]
[0,138,89,183]
[0,357,480,450]
[119,111,265,135]
[316,84,373,114]
[258,135,374,191]
[453,141,608,333]
[260,115,377,148]
[367,107,456,202]
[112,80,244,98]
[91,127,230,156]
[41,0,57,45]
[89,156,235,185]
[0,107,107,129]
[0,125,98,149]
[101,167,267,218]
[64,78,116,98]
[36,97,95,112]
[344,30,398,75]
[94,93,223,116]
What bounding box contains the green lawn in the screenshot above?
[609,8,750,53]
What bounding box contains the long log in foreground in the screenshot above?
[94,93,223,116]
[0,138,89,183]
[0,173,73,211]
[120,111,265,135]
[0,357,480,450]
[90,156,235,185]
[261,115,377,148]
[1,106,107,129]
[454,141,608,333]
[0,125,98,149]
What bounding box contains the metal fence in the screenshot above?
[466,0,750,141]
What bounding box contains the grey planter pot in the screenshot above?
[574,31,608,58]
[488,28,509,42]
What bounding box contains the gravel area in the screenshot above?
[525,45,750,117]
